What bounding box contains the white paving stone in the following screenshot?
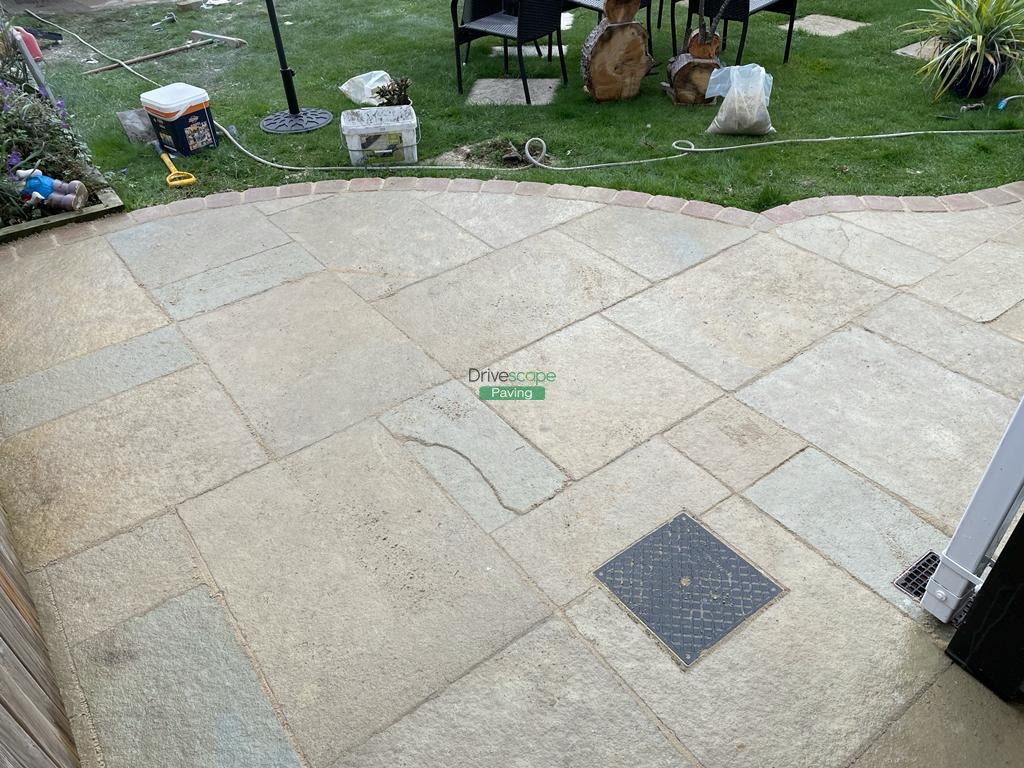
[786,14,869,36]
[912,241,1024,322]
[467,78,561,106]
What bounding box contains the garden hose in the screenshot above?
[25,10,1024,176]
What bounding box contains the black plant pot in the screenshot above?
[946,57,1007,99]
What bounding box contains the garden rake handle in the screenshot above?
[151,142,196,187]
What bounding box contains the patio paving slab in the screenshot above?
[179,423,550,765]
[912,241,1024,322]
[606,234,891,389]
[495,437,728,605]
[740,328,1015,531]
[568,496,947,768]
[269,192,492,299]
[991,301,1024,342]
[484,315,719,478]
[0,236,166,384]
[0,365,263,567]
[466,78,561,106]
[334,617,694,768]
[182,272,447,456]
[73,588,302,768]
[377,230,646,373]
[788,14,869,36]
[835,208,1018,260]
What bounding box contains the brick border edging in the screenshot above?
[2,177,1022,259]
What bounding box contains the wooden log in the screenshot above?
[84,39,214,74]
[685,29,721,58]
[603,0,641,23]
[664,53,721,105]
[581,20,653,102]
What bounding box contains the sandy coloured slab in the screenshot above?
[467,78,561,106]
[786,14,869,37]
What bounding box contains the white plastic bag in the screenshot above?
[706,64,775,136]
[340,71,393,106]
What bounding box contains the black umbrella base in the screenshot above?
[261,107,333,134]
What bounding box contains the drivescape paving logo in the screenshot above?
[469,368,555,401]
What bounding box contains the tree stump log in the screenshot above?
[581,20,653,102]
[664,31,721,105]
[603,0,641,23]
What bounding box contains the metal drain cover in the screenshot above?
[893,550,940,601]
[595,513,782,666]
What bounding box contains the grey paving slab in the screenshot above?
[664,396,805,490]
[466,78,560,105]
[405,443,515,530]
[740,328,1015,531]
[46,514,203,646]
[912,242,1024,322]
[426,191,601,249]
[495,437,728,605]
[484,315,720,478]
[861,293,1024,398]
[992,219,1024,247]
[489,43,573,58]
[73,588,302,768]
[788,14,869,36]
[152,242,323,320]
[0,237,166,384]
[775,215,942,286]
[377,230,646,373]
[380,380,566,515]
[745,448,948,622]
[182,272,447,456]
[558,206,752,280]
[0,366,264,567]
[0,325,194,438]
[606,234,891,389]
[269,192,492,300]
[991,301,1024,342]
[107,205,291,288]
[179,423,550,765]
[333,617,694,768]
[253,194,329,215]
[568,496,946,768]
[835,208,1018,260]
[895,37,940,60]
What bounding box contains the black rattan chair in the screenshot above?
[669,0,797,63]
[563,0,655,56]
[452,0,569,104]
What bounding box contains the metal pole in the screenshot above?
[265,0,300,115]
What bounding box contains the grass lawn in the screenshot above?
[14,0,1024,211]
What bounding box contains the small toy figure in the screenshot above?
[15,169,89,211]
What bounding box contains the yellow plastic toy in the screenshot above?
[151,141,196,188]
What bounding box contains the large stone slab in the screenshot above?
[466,78,560,106]
[107,205,291,288]
[745,448,948,622]
[152,242,323,320]
[0,237,165,383]
[0,366,264,566]
[73,588,302,768]
[775,216,942,286]
[606,234,890,389]
[380,381,566,519]
[46,514,203,645]
[568,497,946,768]
[912,242,1024,321]
[740,328,1015,531]
[991,301,1024,342]
[496,437,728,605]
[0,325,194,438]
[404,443,513,531]
[861,293,1024,398]
[558,206,752,280]
[787,14,869,36]
[269,192,492,300]
[665,396,804,490]
[426,191,600,249]
[894,37,940,60]
[182,272,447,455]
[377,231,645,373]
[835,208,1018,260]
[334,618,693,768]
[484,316,719,478]
[179,423,550,765]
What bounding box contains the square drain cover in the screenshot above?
[595,513,782,665]
[893,550,940,601]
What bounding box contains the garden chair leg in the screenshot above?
[722,19,728,50]
[464,40,472,64]
[454,34,464,93]
[646,2,653,56]
[735,21,748,65]
[503,40,510,76]
[556,28,568,84]
[657,0,663,29]
[548,33,553,62]
[784,9,795,62]
[517,43,532,104]
[533,40,543,56]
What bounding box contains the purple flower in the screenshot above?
[5,151,21,179]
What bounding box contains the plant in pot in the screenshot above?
[905,0,1024,99]
[340,77,419,166]
[665,0,733,105]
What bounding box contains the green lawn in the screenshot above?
[16,0,1024,211]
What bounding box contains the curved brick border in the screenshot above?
[2,176,1022,261]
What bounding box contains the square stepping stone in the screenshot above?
[785,14,869,37]
[895,37,941,60]
[490,44,572,59]
[467,78,561,106]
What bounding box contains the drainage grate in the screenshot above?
[595,513,782,666]
[893,550,940,601]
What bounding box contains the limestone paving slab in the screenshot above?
[253,194,329,215]
[835,208,1018,260]
[182,272,447,456]
[380,380,566,514]
[568,496,946,768]
[0,325,194,438]
[333,618,694,768]
[606,234,891,389]
[740,328,1015,531]
[73,588,302,768]
[179,423,551,765]
[912,241,1024,322]
[484,315,720,478]
[558,206,752,280]
[466,78,560,106]
[269,192,492,300]
[152,242,323,320]
[745,448,948,622]
[665,396,805,490]
[377,230,645,373]
[991,301,1024,342]
[861,293,1024,398]
[788,14,869,36]
[0,365,264,567]
[0,236,166,384]
[895,37,940,60]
